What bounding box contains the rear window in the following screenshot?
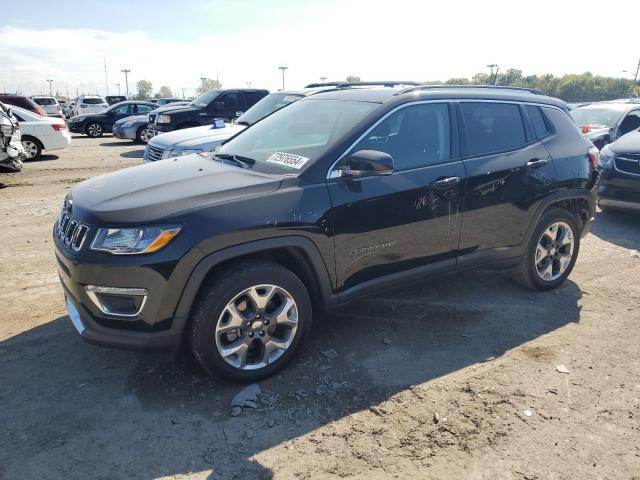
[460,102,526,156]
[83,98,106,105]
[33,97,57,105]
[526,105,552,138]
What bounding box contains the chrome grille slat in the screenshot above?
[615,154,640,176]
[145,145,164,162]
[56,204,89,252]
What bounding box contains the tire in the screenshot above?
[512,207,580,290]
[85,122,104,138]
[189,260,312,382]
[135,126,152,144]
[21,136,43,160]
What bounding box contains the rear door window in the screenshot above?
[135,104,154,114]
[460,102,526,156]
[217,92,243,113]
[244,91,267,107]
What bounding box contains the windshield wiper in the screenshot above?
[236,120,250,126]
[213,153,256,169]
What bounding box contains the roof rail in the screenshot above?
[399,84,545,95]
[336,81,421,89]
[304,81,344,88]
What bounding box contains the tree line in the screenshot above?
[130,71,639,102]
[422,70,639,102]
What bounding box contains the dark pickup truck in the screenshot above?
[149,89,268,133]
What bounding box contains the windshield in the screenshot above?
[215,98,377,174]
[571,106,626,128]
[236,93,303,126]
[190,90,220,107]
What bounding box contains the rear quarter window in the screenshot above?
[526,105,552,138]
[460,102,526,156]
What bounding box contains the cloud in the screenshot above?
[1,0,637,97]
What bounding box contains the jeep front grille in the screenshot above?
[615,154,640,176]
[56,209,89,252]
[145,145,164,162]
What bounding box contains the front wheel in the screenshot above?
[189,261,312,382]
[85,122,104,138]
[513,208,580,290]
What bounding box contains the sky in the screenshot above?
[1,0,639,98]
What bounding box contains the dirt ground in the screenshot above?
[1,135,639,480]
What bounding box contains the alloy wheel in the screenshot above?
[215,284,299,370]
[535,221,575,281]
[140,128,151,143]
[87,123,103,137]
[21,140,39,159]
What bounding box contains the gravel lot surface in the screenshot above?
[1,135,639,479]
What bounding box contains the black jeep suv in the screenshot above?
[150,88,268,133]
[54,85,598,381]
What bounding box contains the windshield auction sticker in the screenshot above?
[265,152,310,169]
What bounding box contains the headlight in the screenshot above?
[157,114,171,124]
[90,225,181,255]
[597,145,614,168]
[172,149,203,157]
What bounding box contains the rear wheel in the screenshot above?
[86,122,104,138]
[21,136,43,160]
[513,208,580,290]
[189,260,312,382]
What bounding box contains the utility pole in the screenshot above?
[487,64,499,85]
[103,58,109,95]
[116,83,121,95]
[278,66,288,90]
[46,79,53,96]
[120,69,130,98]
[181,87,186,99]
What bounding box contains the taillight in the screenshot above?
[37,108,46,116]
[51,123,67,131]
[588,146,598,168]
[581,125,591,134]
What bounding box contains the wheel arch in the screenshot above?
[525,190,596,243]
[21,134,44,149]
[173,236,336,326]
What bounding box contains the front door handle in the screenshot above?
[526,159,549,168]
[431,176,461,187]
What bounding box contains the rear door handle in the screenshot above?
[431,176,461,187]
[526,159,548,168]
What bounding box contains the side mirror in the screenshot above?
[342,150,394,177]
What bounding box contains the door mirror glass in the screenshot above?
[343,150,394,177]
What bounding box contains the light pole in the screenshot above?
[246,82,252,87]
[181,87,186,99]
[46,79,53,96]
[623,57,640,95]
[320,76,327,83]
[200,77,207,91]
[116,83,121,95]
[486,64,499,85]
[120,69,130,98]
[278,66,288,90]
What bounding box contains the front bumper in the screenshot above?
[597,163,640,212]
[53,227,198,352]
[112,125,137,140]
[67,123,84,134]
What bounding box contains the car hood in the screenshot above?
[584,126,611,140]
[610,129,640,154]
[114,114,148,125]
[70,153,282,224]
[150,124,245,150]
[153,104,200,115]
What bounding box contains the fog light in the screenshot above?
[85,286,148,318]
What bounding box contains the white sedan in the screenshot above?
[9,106,71,160]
